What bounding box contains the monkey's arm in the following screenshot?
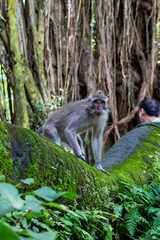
[64,128,85,161]
[36,126,43,134]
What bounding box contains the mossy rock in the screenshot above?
[0,122,109,208]
[0,121,160,209]
[101,122,160,185]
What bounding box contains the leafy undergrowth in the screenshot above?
[0,175,160,240]
[112,181,160,240]
[0,176,113,240]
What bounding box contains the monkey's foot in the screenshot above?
[94,164,110,176]
[77,153,85,161]
[100,168,110,176]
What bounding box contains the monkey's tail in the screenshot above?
[36,126,43,134]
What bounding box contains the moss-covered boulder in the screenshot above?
[0,121,160,208]
[0,121,110,208]
[102,122,160,184]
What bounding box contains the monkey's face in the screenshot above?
[93,99,106,116]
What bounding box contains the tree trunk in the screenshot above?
[8,0,29,128]
[0,121,159,208]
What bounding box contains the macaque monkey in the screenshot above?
[36,91,110,175]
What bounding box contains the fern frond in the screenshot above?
[125,208,141,236]
[153,212,160,229]
[31,217,51,231]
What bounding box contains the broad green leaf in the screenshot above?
[0,222,20,240]
[25,230,58,240]
[8,225,32,238]
[33,186,80,201]
[0,200,14,216]
[21,178,34,185]
[33,186,65,201]
[22,195,44,213]
[0,183,24,209]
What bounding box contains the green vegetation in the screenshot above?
[0,177,113,240]
[1,121,160,210]
[0,121,111,209]
[112,181,160,239]
[0,121,160,239]
[0,176,160,239]
[0,64,14,122]
[157,21,160,65]
[0,123,13,180]
[30,94,63,130]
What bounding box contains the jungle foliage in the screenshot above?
[0,2,160,239]
[0,176,160,240]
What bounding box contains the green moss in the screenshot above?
[104,126,160,193]
[1,122,108,207]
[8,0,30,128]
[0,122,13,179]
[1,121,160,209]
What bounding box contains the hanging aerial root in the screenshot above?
[104,82,149,143]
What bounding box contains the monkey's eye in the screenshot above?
[93,99,105,104]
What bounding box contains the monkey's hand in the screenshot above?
[94,163,110,176]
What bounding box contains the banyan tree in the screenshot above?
[0,0,160,149]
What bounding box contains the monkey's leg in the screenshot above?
[43,125,61,146]
[77,135,85,157]
[36,126,43,134]
[64,128,85,161]
[92,132,110,176]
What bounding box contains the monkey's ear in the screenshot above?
[105,96,109,104]
[87,95,93,102]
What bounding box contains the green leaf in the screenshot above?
[0,200,14,216]
[16,229,32,237]
[33,186,66,201]
[21,178,34,185]
[0,183,24,209]
[61,192,80,199]
[125,208,140,236]
[0,175,5,181]
[25,211,44,219]
[75,209,89,221]
[42,202,84,219]
[0,222,20,240]
[33,186,80,201]
[22,195,44,213]
[26,230,58,240]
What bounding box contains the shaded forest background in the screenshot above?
[0,0,160,152]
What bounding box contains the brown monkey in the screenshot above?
[36,91,110,175]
